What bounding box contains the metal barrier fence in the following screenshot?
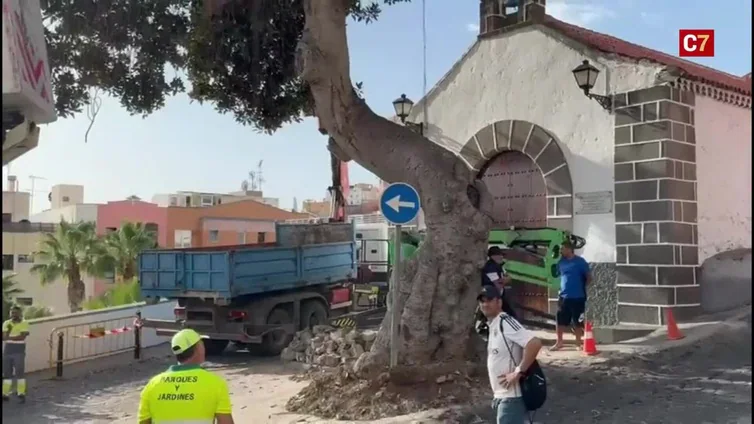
[48,312,143,378]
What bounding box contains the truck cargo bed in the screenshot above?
[139,223,357,300]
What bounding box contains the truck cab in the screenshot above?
[2,0,57,165]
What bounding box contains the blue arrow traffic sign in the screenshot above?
[379,182,421,226]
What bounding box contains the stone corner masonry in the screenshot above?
[612,85,701,326]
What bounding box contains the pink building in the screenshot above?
[96,200,169,245]
[95,200,168,295]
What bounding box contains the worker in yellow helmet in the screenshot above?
[3,305,30,403]
[138,329,234,424]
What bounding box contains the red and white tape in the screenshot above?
[74,326,134,339]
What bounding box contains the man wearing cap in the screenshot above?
[478,285,542,424]
[138,329,235,424]
[3,305,29,403]
[481,246,517,319]
[481,246,510,289]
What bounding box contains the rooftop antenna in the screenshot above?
[28,175,47,214]
[257,160,265,193]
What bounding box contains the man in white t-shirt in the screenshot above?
[477,285,543,424]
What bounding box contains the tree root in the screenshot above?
[286,359,488,420]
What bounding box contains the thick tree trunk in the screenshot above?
[297,0,493,370]
[123,262,135,281]
[67,268,86,312]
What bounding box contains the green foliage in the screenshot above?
[42,0,192,118]
[2,274,23,320]
[30,220,111,286]
[2,274,23,299]
[43,0,410,132]
[83,279,143,311]
[29,220,155,312]
[23,305,55,320]
[1,275,55,319]
[103,222,157,281]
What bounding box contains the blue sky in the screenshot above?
[4,0,751,213]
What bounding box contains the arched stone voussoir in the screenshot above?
[466,119,575,212]
[461,120,571,177]
[458,120,510,171]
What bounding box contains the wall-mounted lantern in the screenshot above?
[571,60,612,111]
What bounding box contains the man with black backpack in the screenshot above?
[477,285,545,424]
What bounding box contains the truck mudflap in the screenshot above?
[141,318,296,344]
[329,306,386,329]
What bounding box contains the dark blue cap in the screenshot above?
[478,285,501,301]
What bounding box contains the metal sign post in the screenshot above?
[391,225,402,368]
[378,182,421,369]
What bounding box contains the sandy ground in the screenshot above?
[1,347,318,424]
[3,310,751,424]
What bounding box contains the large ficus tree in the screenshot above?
[43,0,494,370]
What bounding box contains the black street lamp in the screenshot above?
[571,60,612,111]
[392,94,424,135]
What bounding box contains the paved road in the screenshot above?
[3,314,750,423]
[0,349,313,424]
[482,314,752,424]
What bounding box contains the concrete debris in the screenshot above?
[280,325,377,368]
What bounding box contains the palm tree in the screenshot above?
[2,274,23,319]
[3,274,23,299]
[103,222,156,281]
[30,220,110,313]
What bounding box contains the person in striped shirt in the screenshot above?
[478,285,543,424]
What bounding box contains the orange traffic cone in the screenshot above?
[665,308,685,340]
[582,321,599,356]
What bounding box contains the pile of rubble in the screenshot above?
[280,325,377,368]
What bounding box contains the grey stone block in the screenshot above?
[628,245,675,265]
[627,86,672,104]
[618,304,661,325]
[632,200,673,222]
[615,142,661,163]
[615,180,658,202]
[619,286,675,305]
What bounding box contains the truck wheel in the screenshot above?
[262,308,294,356]
[301,300,329,329]
[204,339,229,356]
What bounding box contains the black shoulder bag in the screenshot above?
[499,318,547,416]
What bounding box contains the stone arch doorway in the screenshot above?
[462,120,574,318]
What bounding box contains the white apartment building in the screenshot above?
[152,190,280,209]
[30,184,98,223]
[347,183,380,206]
[2,179,94,314]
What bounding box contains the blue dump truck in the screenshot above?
[138,222,357,356]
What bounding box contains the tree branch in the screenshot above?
[296,0,474,215]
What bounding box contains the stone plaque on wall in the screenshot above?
[574,191,613,215]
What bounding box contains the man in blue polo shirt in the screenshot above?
[551,241,591,351]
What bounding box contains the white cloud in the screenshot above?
[639,11,662,27]
[546,1,615,27]
[466,23,480,33]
